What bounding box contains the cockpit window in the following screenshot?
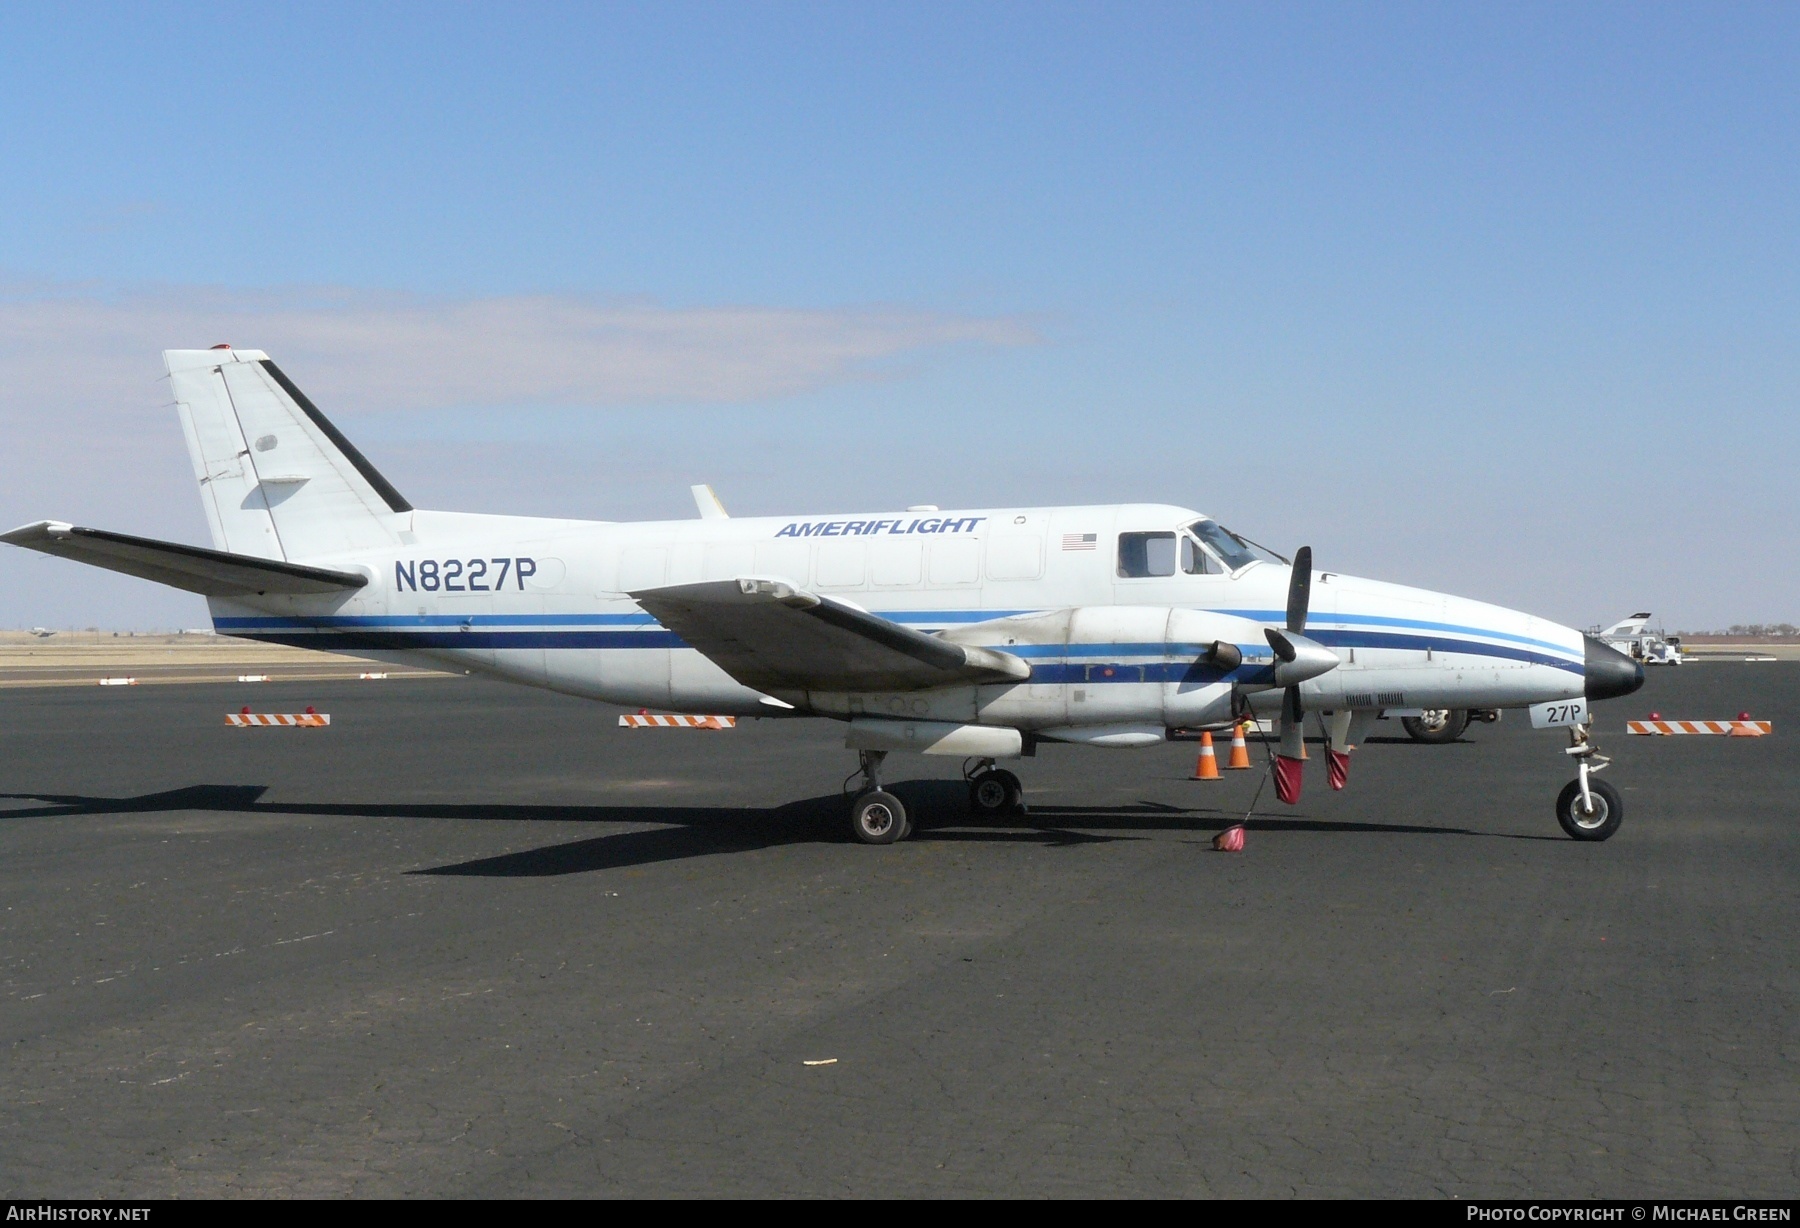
[1117,531,1178,577]
[1187,519,1288,572]
[1181,535,1220,575]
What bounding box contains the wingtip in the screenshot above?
[0,519,71,546]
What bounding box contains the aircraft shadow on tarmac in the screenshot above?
[0,778,1555,877]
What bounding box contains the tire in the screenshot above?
[968,768,1023,817]
[851,790,908,845]
[1556,777,1623,842]
[1402,709,1470,744]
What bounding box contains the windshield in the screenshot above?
[1187,519,1289,572]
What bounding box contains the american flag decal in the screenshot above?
[1062,532,1098,551]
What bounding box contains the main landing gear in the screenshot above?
[966,758,1023,819]
[845,753,1026,844]
[848,750,911,845]
[1556,722,1623,841]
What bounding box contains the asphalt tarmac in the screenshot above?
[2,664,1795,1197]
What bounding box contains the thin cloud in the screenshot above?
[0,285,1041,416]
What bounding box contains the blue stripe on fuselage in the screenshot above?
[226,628,1580,676]
[211,609,1039,631]
[215,603,1579,674]
[233,629,686,650]
[1213,608,1577,660]
[214,606,1576,661]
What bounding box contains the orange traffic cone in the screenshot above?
[1192,730,1221,780]
[1226,721,1252,769]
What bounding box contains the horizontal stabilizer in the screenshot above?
[1,521,369,597]
[631,578,1030,693]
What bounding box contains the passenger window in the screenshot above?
[1117,531,1177,578]
[1181,535,1220,575]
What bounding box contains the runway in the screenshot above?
[1,664,1795,1196]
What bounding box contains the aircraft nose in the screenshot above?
[1584,635,1645,701]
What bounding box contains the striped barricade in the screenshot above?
[227,713,331,728]
[1626,720,1771,736]
[618,714,737,730]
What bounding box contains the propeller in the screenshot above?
[1213,546,1331,847]
[1272,547,1313,803]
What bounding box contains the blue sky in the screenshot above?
[1,2,1795,629]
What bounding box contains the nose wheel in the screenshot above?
[1557,777,1623,841]
[1557,723,1623,841]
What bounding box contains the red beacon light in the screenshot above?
[209,343,231,350]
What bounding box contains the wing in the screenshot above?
[1,521,368,597]
[632,578,1030,693]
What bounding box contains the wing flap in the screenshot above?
[1,521,369,597]
[631,578,1029,693]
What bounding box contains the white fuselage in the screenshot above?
[208,502,1587,737]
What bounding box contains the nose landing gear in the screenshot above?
[1556,723,1623,841]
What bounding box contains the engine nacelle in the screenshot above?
[940,605,1277,731]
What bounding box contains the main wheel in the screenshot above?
[1556,777,1623,842]
[968,768,1023,817]
[851,790,908,845]
[1402,709,1470,744]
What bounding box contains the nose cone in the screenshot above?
[1584,635,1645,701]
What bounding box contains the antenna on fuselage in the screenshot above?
[691,485,729,520]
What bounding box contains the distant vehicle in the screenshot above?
[1592,613,1683,666]
[29,627,53,638]
[1392,706,1499,745]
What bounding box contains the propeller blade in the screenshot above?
[1286,545,1313,634]
[1279,685,1305,759]
[1274,550,1316,808]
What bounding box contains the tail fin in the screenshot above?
[1597,612,1652,640]
[166,348,410,561]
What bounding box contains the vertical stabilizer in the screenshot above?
[1597,612,1652,640]
[166,349,410,561]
